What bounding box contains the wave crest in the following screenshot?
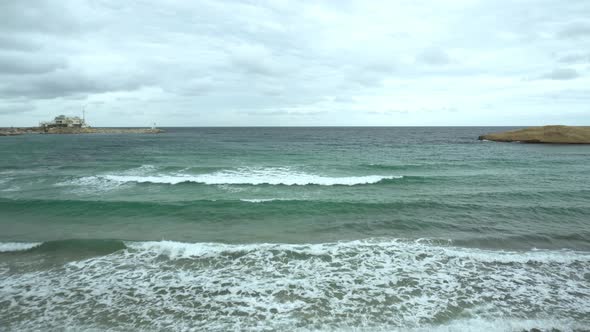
[125,238,590,263]
[64,167,402,187]
[0,242,42,252]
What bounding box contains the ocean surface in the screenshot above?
[0,127,589,331]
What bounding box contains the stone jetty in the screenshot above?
[0,127,164,136]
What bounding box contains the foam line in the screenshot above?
[0,242,42,252]
[60,167,402,187]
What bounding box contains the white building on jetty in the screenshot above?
[40,115,87,129]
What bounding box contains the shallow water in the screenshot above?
[1,127,589,331]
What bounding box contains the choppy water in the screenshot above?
[0,127,589,331]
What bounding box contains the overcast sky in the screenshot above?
[1,0,589,126]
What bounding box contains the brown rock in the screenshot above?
[479,125,590,144]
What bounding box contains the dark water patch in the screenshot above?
[0,197,497,218]
[454,232,590,251]
[447,189,590,204]
[1,197,589,223]
[360,163,427,171]
[360,162,482,171]
[29,239,127,256]
[1,198,589,247]
[0,239,127,275]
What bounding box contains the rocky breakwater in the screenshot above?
[1,127,164,136]
[479,125,590,144]
[43,127,164,134]
[0,127,41,136]
[0,130,24,136]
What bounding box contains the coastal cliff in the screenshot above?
[479,125,590,144]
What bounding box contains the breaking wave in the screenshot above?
[60,166,402,187]
[0,242,42,252]
[240,198,284,203]
[1,238,589,331]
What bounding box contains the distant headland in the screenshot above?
[479,125,590,144]
[0,115,164,136]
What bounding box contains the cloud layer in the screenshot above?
[1,0,589,126]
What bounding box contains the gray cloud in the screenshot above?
[558,22,590,39]
[0,36,42,52]
[0,1,83,34]
[0,102,35,115]
[538,68,580,80]
[0,0,589,126]
[0,53,66,75]
[0,70,149,99]
[416,48,452,66]
[229,44,285,77]
[246,109,326,117]
[169,77,218,96]
[557,53,590,64]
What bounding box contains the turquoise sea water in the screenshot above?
[0,127,589,331]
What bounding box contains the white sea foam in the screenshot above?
[1,238,588,331]
[240,198,283,203]
[62,166,402,187]
[126,238,590,264]
[104,167,401,186]
[132,164,158,172]
[0,242,42,252]
[55,175,125,193]
[55,165,159,193]
[29,317,590,332]
[0,185,20,192]
[407,317,586,332]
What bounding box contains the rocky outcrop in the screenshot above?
[0,128,36,136]
[0,131,24,136]
[479,125,590,144]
